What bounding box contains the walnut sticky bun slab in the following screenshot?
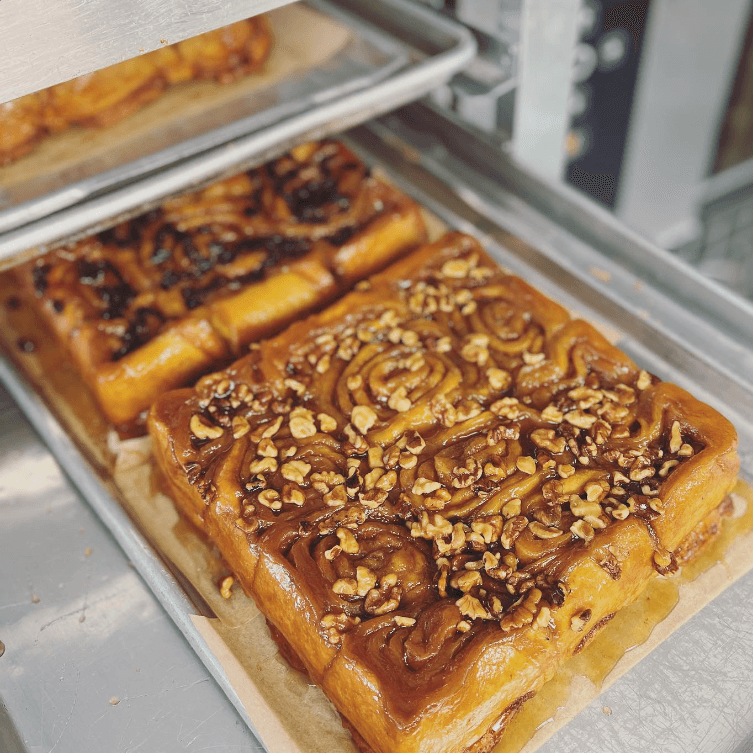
[17,141,426,429]
[0,16,272,165]
[148,232,739,753]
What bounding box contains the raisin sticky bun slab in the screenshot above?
[0,16,272,165]
[16,141,426,430]
[148,232,739,753]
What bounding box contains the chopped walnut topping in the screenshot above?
[653,549,674,572]
[658,459,679,477]
[258,489,282,511]
[522,350,546,365]
[425,489,452,510]
[456,593,491,620]
[487,368,511,391]
[375,470,398,492]
[249,457,278,475]
[334,528,359,554]
[530,428,566,454]
[410,511,453,540]
[451,458,482,488]
[289,410,316,439]
[461,334,490,366]
[310,471,344,493]
[636,370,652,390]
[500,516,528,549]
[570,496,602,519]
[351,405,377,434]
[315,354,332,375]
[456,620,472,633]
[281,460,311,484]
[219,576,234,600]
[516,456,537,475]
[441,258,470,278]
[393,616,416,627]
[404,430,426,455]
[535,606,552,629]
[399,452,418,470]
[430,396,457,427]
[490,397,521,420]
[678,443,694,457]
[388,386,412,412]
[609,503,630,520]
[568,387,603,409]
[434,336,452,353]
[629,466,655,482]
[585,482,608,502]
[343,424,369,453]
[261,416,283,438]
[359,489,388,508]
[257,438,278,457]
[541,405,564,423]
[570,519,595,543]
[324,485,347,507]
[564,410,598,429]
[232,416,250,439]
[317,413,337,433]
[451,570,482,593]
[356,566,377,597]
[346,374,363,391]
[332,578,357,596]
[557,464,575,479]
[284,378,306,396]
[412,478,442,495]
[282,485,305,506]
[570,609,592,632]
[367,447,384,469]
[363,468,385,490]
[364,574,402,615]
[190,414,224,440]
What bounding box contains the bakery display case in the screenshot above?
[2,2,753,753]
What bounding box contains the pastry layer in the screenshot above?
[17,141,426,429]
[0,16,272,165]
[148,231,739,753]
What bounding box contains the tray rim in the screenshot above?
[0,0,476,267]
[2,108,753,753]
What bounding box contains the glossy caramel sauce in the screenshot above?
[495,479,753,753]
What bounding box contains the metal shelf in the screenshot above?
[0,0,297,105]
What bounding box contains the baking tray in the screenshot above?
[2,107,753,752]
[0,0,476,268]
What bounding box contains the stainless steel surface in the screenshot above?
[512,0,581,179]
[0,0,411,237]
[616,0,751,249]
[0,0,476,266]
[0,384,262,752]
[3,103,753,751]
[0,0,295,105]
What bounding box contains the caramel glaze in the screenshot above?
[15,140,427,428]
[0,16,272,165]
[149,232,739,753]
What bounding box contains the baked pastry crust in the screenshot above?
[148,232,739,753]
[0,16,272,165]
[17,141,426,429]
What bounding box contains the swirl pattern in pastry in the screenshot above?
[17,141,426,429]
[149,231,739,753]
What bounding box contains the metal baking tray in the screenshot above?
[0,0,475,268]
[2,105,753,752]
